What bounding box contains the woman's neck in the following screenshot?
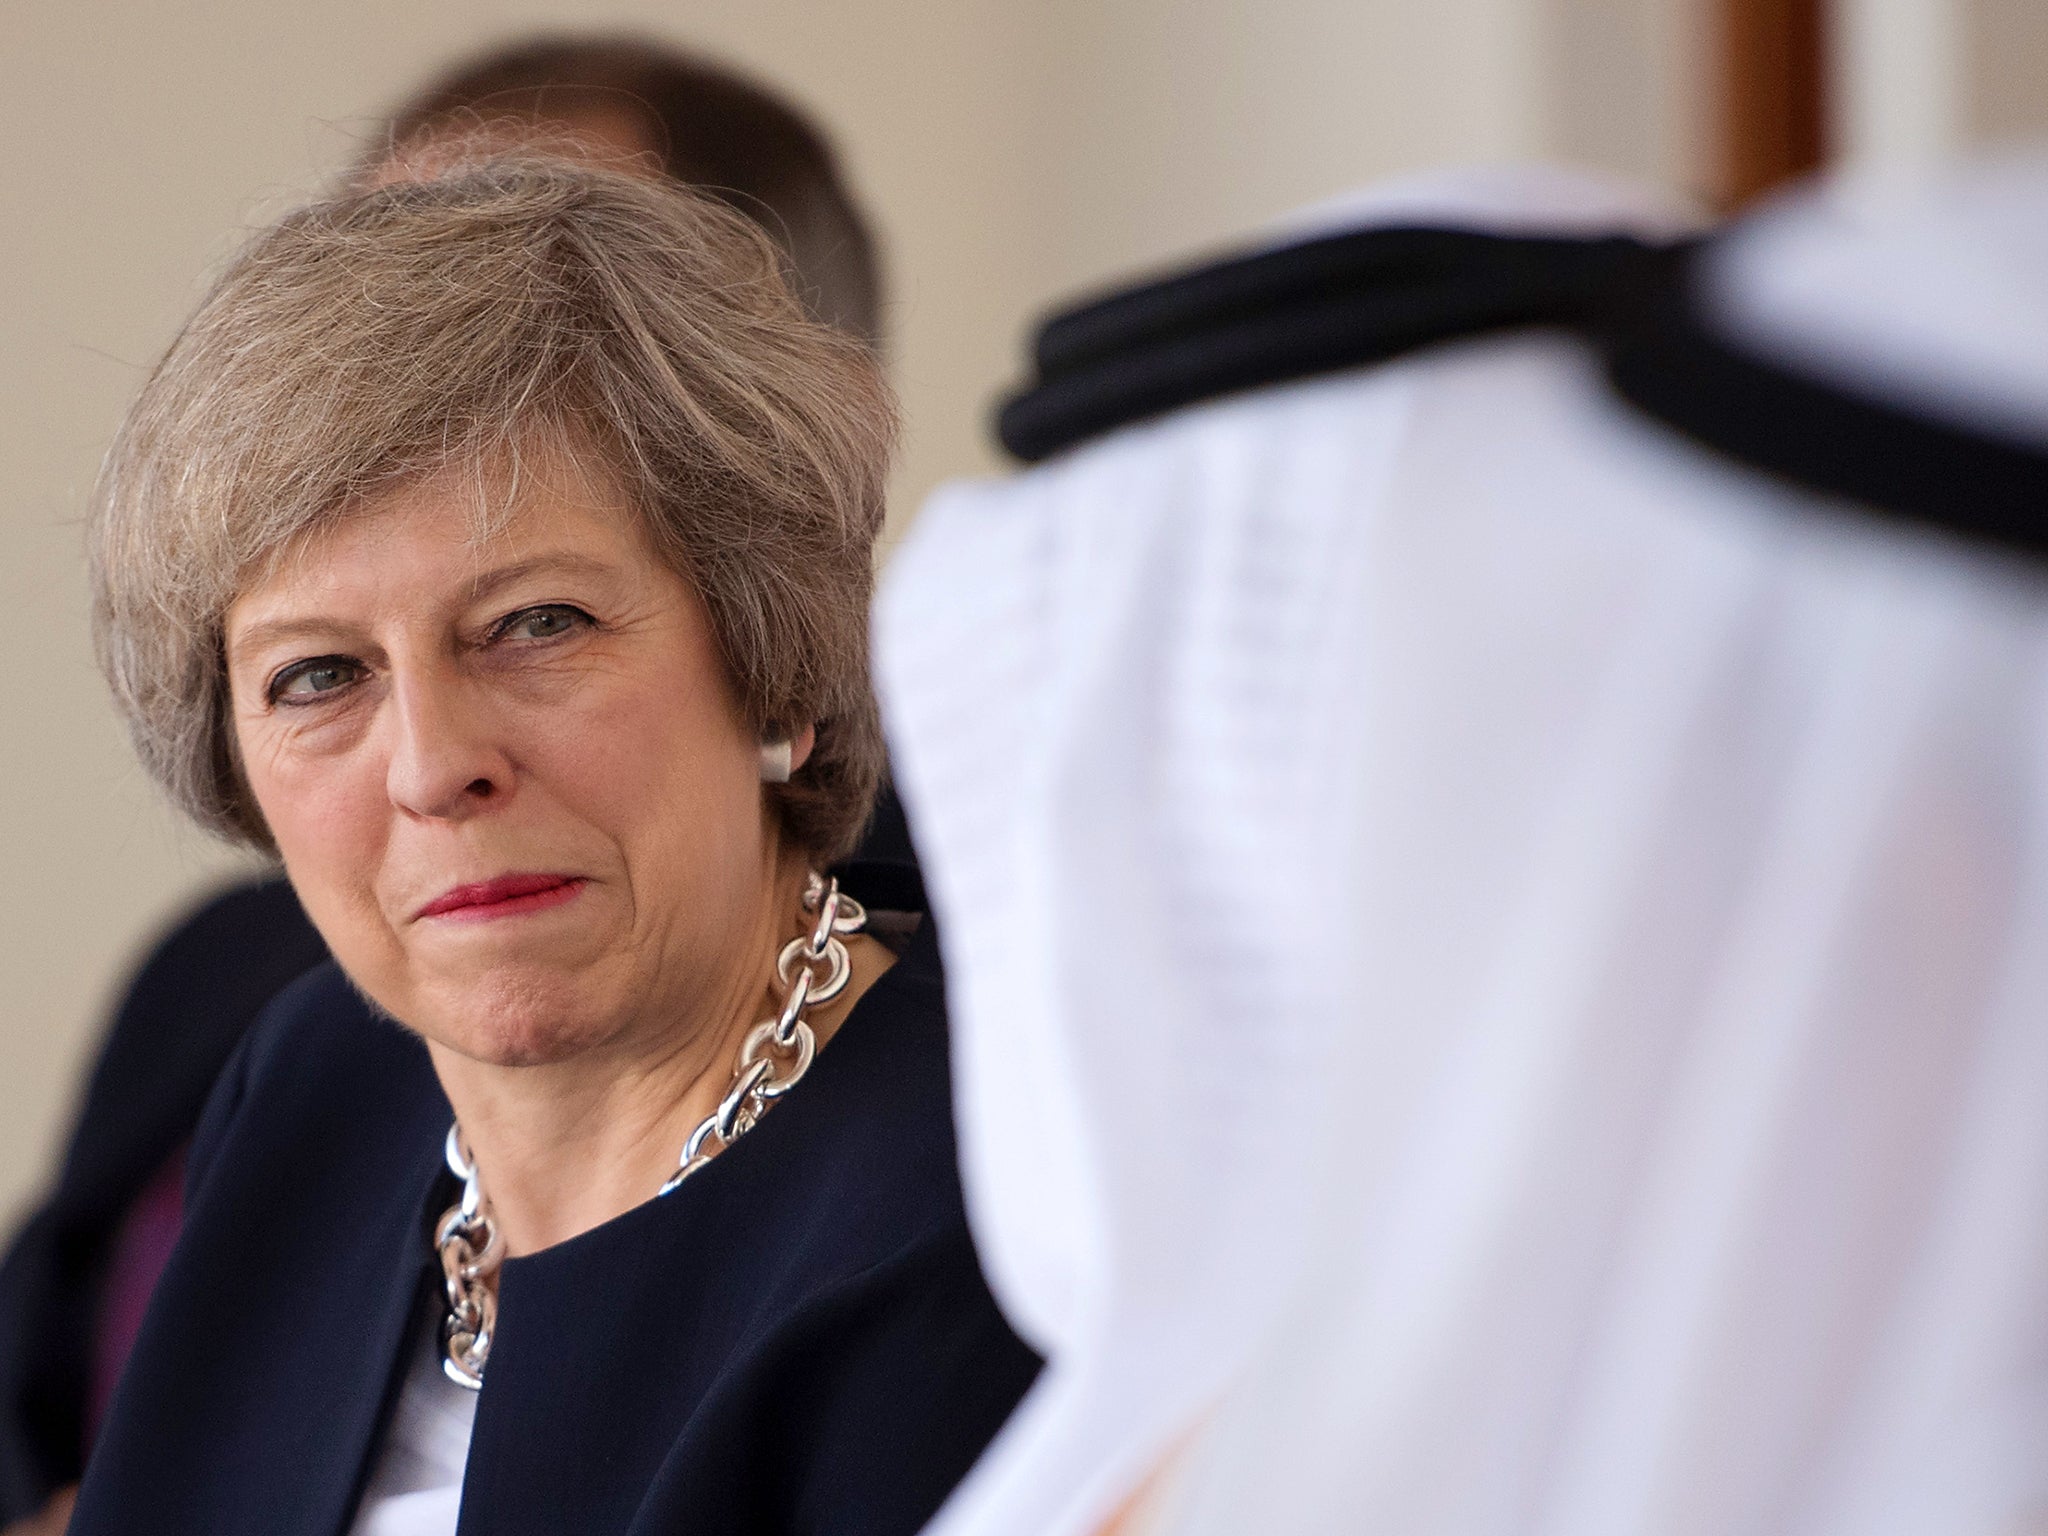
[424,861,890,1256]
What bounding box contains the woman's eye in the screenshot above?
[271,658,361,703]
[497,605,590,642]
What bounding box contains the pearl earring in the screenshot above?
[759,736,793,784]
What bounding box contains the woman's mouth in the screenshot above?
[414,873,587,922]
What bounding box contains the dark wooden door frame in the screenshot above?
[1714,0,1828,208]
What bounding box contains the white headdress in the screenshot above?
[878,158,2048,1536]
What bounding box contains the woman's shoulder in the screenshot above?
[186,958,443,1208]
[731,916,962,1239]
[75,963,454,1536]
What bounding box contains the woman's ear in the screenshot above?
[788,723,816,775]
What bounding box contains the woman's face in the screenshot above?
[224,456,781,1067]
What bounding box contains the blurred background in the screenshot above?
[2,0,2045,1224]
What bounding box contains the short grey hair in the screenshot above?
[90,157,897,862]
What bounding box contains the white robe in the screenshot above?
[876,158,2048,1536]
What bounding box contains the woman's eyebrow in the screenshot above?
[227,615,364,659]
[462,551,621,603]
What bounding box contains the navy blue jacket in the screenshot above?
[0,877,327,1521]
[66,921,1039,1535]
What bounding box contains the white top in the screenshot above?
[346,1321,476,1536]
[876,158,2048,1536]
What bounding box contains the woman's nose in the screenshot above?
[383,667,515,822]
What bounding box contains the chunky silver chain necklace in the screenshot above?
[433,872,867,1389]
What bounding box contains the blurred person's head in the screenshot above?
[91,158,895,1066]
[366,34,882,346]
[881,156,2048,1536]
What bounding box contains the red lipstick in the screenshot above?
[415,873,586,922]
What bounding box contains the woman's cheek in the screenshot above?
[517,671,689,801]
[247,725,388,888]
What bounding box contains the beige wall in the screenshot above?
[1970,0,2048,142]
[0,0,1846,1221]
[1836,0,2048,169]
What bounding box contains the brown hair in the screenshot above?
[371,35,882,344]
[91,157,897,863]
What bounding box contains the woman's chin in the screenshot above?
[401,968,630,1069]
[435,1018,606,1069]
